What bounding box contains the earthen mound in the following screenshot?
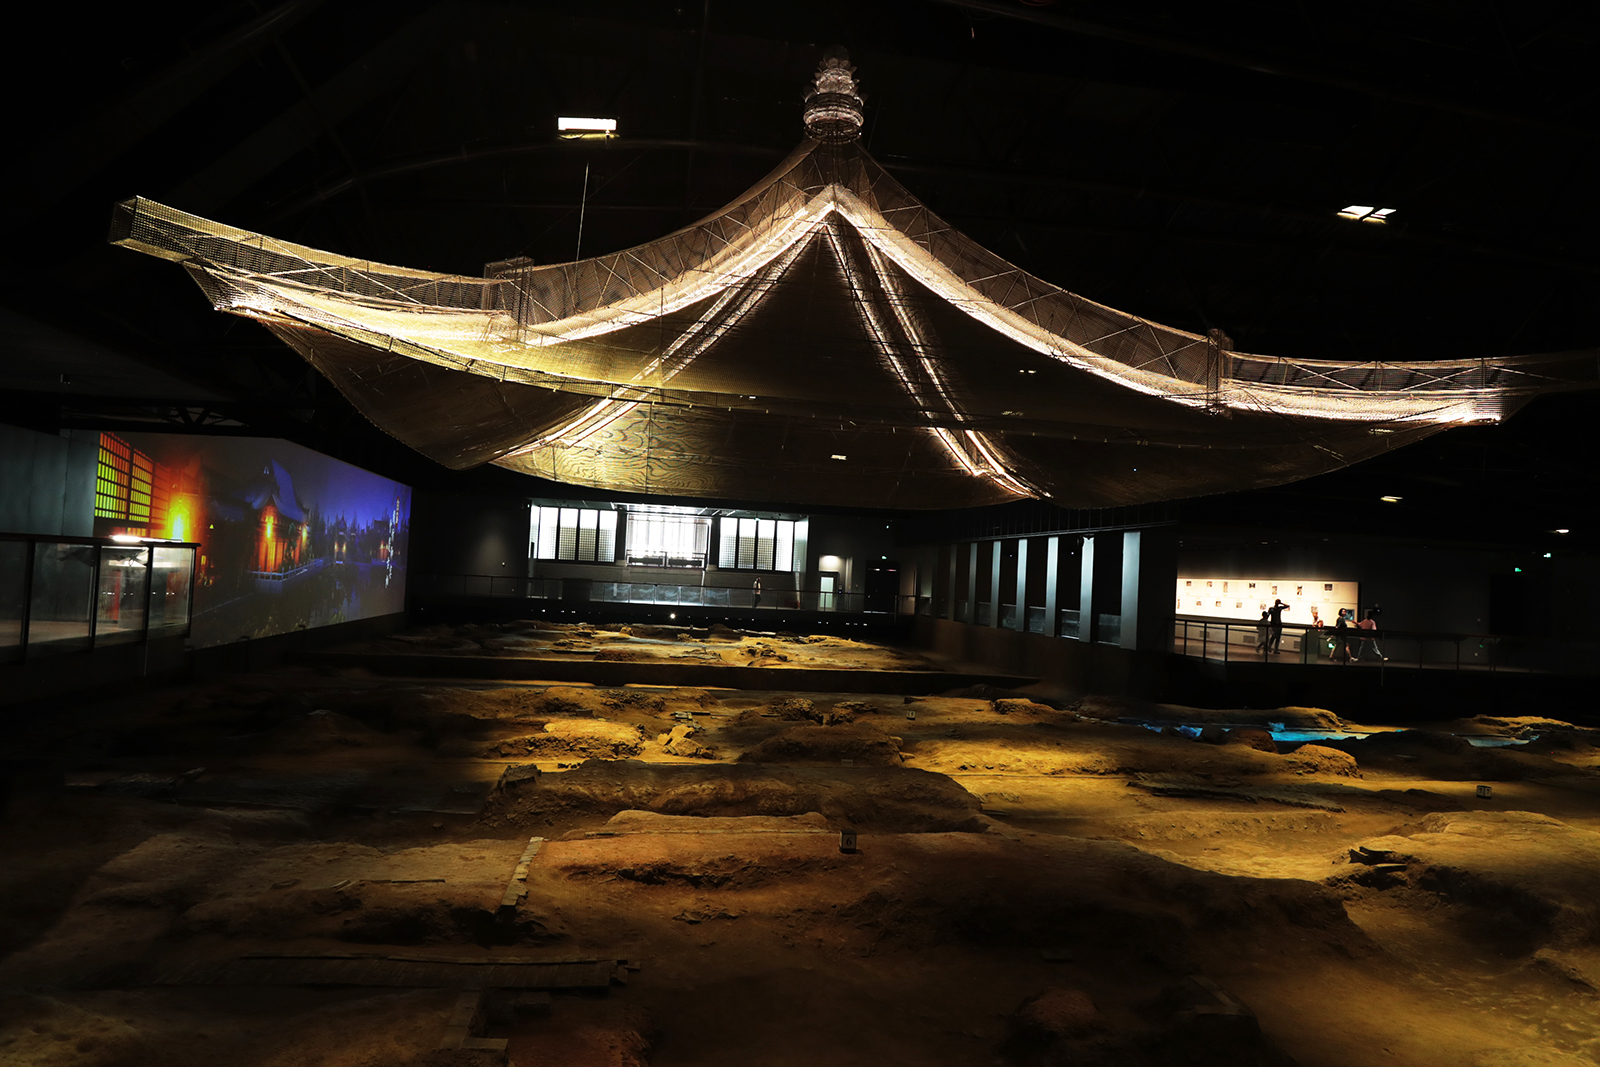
[1004,986,1107,1060]
[1226,727,1278,753]
[481,760,986,833]
[618,623,690,639]
[1345,811,1600,954]
[264,709,389,753]
[739,724,904,766]
[767,697,816,721]
[993,698,1057,717]
[1285,744,1360,777]
[486,719,645,759]
[655,723,716,759]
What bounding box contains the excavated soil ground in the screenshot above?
[4,621,1600,1066]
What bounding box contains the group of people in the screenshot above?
[1255,598,1387,663]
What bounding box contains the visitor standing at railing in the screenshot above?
[1256,610,1270,654]
[1357,609,1387,660]
[1267,598,1291,654]
[1334,608,1352,664]
[752,577,762,609]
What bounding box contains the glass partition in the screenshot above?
[0,539,28,663]
[95,546,150,646]
[28,542,97,656]
[148,545,195,638]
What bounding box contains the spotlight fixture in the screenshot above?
[1554,528,1570,534]
[1337,205,1396,223]
[1380,495,1402,503]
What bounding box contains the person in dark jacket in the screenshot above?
[1267,598,1291,653]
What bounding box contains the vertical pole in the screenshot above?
[1078,535,1096,643]
[989,540,1003,628]
[1012,538,1028,632]
[18,539,35,658]
[1043,535,1060,638]
[1120,527,1176,651]
[965,542,979,625]
[945,542,958,620]
[1119,530,1141,650]
[88,542,102,648]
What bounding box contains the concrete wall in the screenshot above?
[0,422,95,537]
[910,615,1168,699]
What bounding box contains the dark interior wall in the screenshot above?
[0,422,95,537]
[807,515,894,594]
[411,492,531,582]
[1178,527,1594,637]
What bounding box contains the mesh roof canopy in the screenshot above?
[109,56,1597,510]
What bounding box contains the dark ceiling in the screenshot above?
[1,0,1596,544]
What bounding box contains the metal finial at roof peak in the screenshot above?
[804,46,863,143]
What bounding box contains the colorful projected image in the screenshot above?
[84,431,410,647]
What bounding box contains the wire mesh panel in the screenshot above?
[109,74,1600,510]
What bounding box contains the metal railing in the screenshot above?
[1170,616,1600,675]
[413,574,1132,644]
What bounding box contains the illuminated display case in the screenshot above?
[0,535,197,662]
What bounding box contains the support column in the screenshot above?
[1012,538,1029,633]
[945,543,958,620]
[1078,535,1096,643]
[965,542,979,625]
[1120,527,1178,651]
[1043,536,1061,637]
[989,540,1004,628]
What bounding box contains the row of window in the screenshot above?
[530,507,806,572]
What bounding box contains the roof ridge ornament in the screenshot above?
[804,46,864,143]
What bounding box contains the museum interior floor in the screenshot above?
[3,617,1600,1067]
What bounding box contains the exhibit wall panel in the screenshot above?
[75,431,411,649]
[1177,576,1358,627]
[1175,531,1575,636]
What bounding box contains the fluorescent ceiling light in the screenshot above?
[1338,205,1395,223]
[831,454,847,460]
[558,116,616,133]
[1380,495,1402,503]
[1554,528,1570,534]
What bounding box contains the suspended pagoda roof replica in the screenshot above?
[111,51,1597,511]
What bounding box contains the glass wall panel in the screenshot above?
[755,519,776,570]
[557,508,579,559]
[96,546,150,646]
[577,508,598,559]
[28,543,96,656]
[148,545,195,638]
[533,506,559,560]
[736,518,757,569]
[774,520,794,572]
